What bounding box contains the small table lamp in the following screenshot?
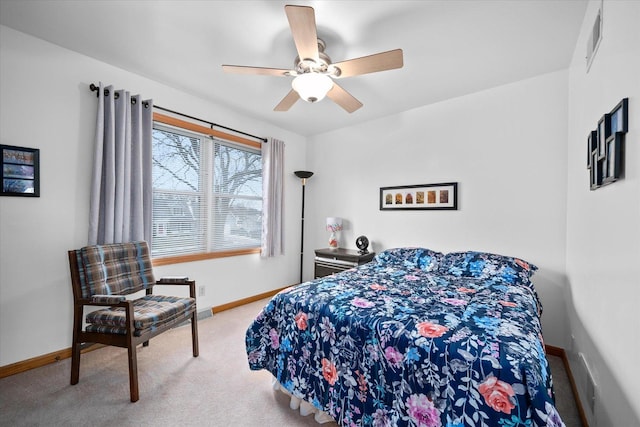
[326,217,343,249]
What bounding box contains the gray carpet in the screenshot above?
[0,299,582,426]
[548,353,584,427]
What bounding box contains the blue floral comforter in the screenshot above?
[245,248,564,427]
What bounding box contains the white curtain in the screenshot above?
[261,137,285,257]
[88,83,153,245]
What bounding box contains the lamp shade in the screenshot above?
[292,73,333,103]
[294,171,314,179]
[326,217,343,232]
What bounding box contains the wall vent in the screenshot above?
[579,352,597,415]
[586,2,603,72]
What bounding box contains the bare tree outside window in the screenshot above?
[151,125,261,257]
[153,129,200,192]
[213,142,262,248]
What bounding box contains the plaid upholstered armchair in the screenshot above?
[67,241,199,402]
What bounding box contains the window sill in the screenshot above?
[152,247,261,266]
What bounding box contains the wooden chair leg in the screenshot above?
[187,281,199,357]
[70,342,81,385]
[127,343,139,402]
[125,302,139,402]
[70,305,83,385]
[191,312,199,357]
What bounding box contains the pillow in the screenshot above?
[374,247,443,272]
[437,251,537,284]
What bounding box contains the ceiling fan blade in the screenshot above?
[326,83,363,113]
[285,5,319,62]
[332,49,404,78]
[274,89,300,112]
[222,65,290,77]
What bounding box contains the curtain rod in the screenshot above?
[89,83,267,143]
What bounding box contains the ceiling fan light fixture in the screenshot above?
[222,6,402,113]
[291,73,333,103]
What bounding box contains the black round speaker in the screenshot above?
[355,235,369,254]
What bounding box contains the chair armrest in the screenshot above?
[154,279,197,299]
[155,281,194,286]
[156,276,190,284]
[91,295,127,304]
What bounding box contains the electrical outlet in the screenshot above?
[198,285,205,297]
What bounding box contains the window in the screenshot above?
[151,121,262,260]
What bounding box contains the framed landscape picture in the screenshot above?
[1,144,40,197]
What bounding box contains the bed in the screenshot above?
[245,248,564,427]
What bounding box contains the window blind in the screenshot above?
[151,124,261,258]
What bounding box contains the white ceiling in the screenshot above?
[0,0,587,137]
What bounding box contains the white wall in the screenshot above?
[306,70,571,347]
[566,1,640,426]
[0,25,306,366]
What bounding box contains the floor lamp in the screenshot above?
[294,171,313,283]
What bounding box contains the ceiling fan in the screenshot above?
[222,5,403,113]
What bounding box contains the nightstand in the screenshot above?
[314,248,376,278]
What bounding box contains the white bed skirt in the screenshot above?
[272,377,335,424]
